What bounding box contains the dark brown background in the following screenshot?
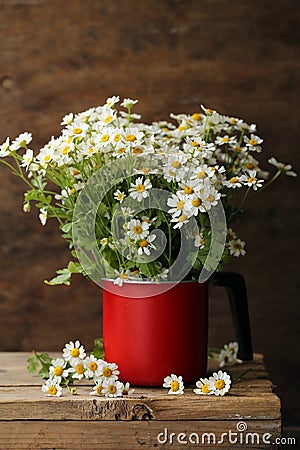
[0,0,299,429]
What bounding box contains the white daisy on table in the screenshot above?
[268,157,297,177]
[127,219,150,241]
[0,137,10,157]
[102,380,123,398]
[10,132,32,151]
[218,348,234,368]
[90,379,105,396]
[193,377,213,395]
[223,176,243,189]
[242,170,264,190]
[244,134,263,152]
[224,341,240,361]
[42,377,62,397]
[69,358,86,380]
[137,234,157,256]
[114,189,126,203]
[228,238,246,257]
[62,340,86,362]
[84,355,104,379]
[39,208,47,226]
[98,362,120,383]
[208,370,231,396]
[49,358,69,379]
[121,382,135,396]
[129,177,152,202]
[163,374,184,395]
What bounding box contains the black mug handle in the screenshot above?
[210,272,253,361]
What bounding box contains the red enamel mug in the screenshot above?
[102,272,252,386]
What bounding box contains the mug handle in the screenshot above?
[210,271,253,361]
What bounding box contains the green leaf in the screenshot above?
[27,351,52,379]
[92,338,104,359]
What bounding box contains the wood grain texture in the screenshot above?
[0,352,281,448]
[0,0,299,426]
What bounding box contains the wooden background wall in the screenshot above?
[0,0,299,427]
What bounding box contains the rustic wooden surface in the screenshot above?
[0,0,299,428]
[0,352,281,449]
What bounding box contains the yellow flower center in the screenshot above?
[75,364,85,374]
[125,134,136,142]
[177,125,186,131]
[170,381,179,392]
[141,167,150,174]
[114,134,121,142]
[70,348,80,358]
[136,184,145,193]
[230,117,237,124]
[88,147,95,154]
[168,170,175,177]
[108,385,117,394]
[96,386,103,395]
[73,128,82,135]
[48,386,57,396]
[133,147,143,154]
[207,194,215,203]
[118,148,126,154]
[201,384,210,394]
[235,146,242,152]
[171,160,181,169]
[102,367,112,378]
[176,200,185,210]
[139,239,148,247]
[178,214,187,223]
[53,366,63,376]
[44,154,51,163]
[120,273,129,280]
[104,115,113,123]
[192,198,202,207]
[222,136,230,143]
[62,146,70,155]
[73,169,80,175]
[70,188,76,195]
[88,362,98,372]
[117,193,124,201]
[230,177,239,184]
[133,225,143,234]
[248,177,257,183]
[184,186,194,195]
[246,162,254,169]
[191,141,199,147]
[249,139,258,146]
[101,134,110,142]
[191,113,201,120]
[196,171,207,179]
[215,379,225,390]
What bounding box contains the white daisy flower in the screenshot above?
[218,348,234,368]
[102,380,123,397]
[39,208,47,226]
[268,157,297,177]
[208,370,231,396]
[163,374,184,395]
[224,341,241,362]
[84,355,104,379]
[129,177,152,202]
[60,112,74,125]
[62,340,86,362]
[90,379,105,396]
[137,234,157,255]
[49,358,69,378]
[228,238,246,257]
[100,238,108,246]
[36,146,55,167]
[114,190,125,203]
[121,98,138,109]
[127,219,150,241]
[10,132,32,151]
[171,213,190,229]
[42,377,62,397]
[98,362,119,383]
[167,192,189,217]
[69,358,86,380]
[121,206,135,218]
[106,95,120,107]
[21,149,34,171]
[194,231,205,249]
[244,134,263,152]
[0,137,10,157]
[223,176,243,189]
[242,170,264,190]
[215,135,237,146]
[193,377,213,395]
[120,382,135,396]
[113,269,131,286]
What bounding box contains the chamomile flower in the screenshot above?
[194,377,213,395]
[69,358,86,380]
[137,234,157,255]
[215,135,237,147]
[242,170,264,190]
[90,379,105,396]
[39,208,47,226]
[218,348,234,368]
[84,355,104,379]
[268,157,297,177]
[10,132,32,150]
[106,95,120,107]
[228,238,246,257]
[121,382,135,396]
[121,98,138,109]
[102,380,123,397]
[223,176,243,189]
[127,219,150,241]
[224,341,241,362]
[0,137,10,157]
[21,149,34,171]
[98,362,119,383]
[42,377,62,397]
[208,370,231,396]
[113,269,131,286]
[163,374,184,395]
[171,213,190,229]
[129,177,152,201]
[60,112,74,125]
[62,340,86,362]
[114,190,125,203]
[167,192,189,217]
[244,134,263,152]
[49,358,69,379]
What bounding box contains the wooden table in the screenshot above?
[0,352,281,449]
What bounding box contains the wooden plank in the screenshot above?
[0,419,282,449]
